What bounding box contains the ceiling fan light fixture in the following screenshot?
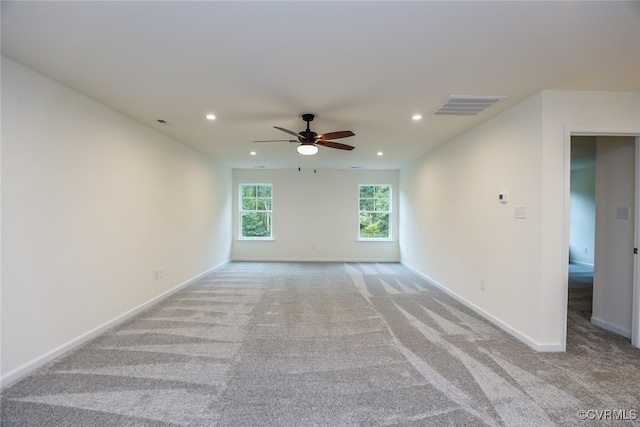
[297,144,318,155]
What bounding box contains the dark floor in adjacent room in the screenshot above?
[567,262,594,321]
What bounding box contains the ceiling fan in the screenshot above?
[253,113,355,155]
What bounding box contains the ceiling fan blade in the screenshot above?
[253,139,297,143]
[316,140,355,151]
[316,130,355,140]
[274,126,301,138]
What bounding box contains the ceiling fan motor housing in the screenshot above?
[300,130,317,142]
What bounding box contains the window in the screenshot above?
[240,184,272,238]
[359,184,391,239]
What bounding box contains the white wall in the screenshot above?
[1,57,232,383]
[400,93,544,348]
[541,91,640,349]
[232,168,399,261]
[592,136,636,337]
[400,90,640,351]
[569,165,596,265]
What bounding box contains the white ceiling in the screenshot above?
[2,1,639,170]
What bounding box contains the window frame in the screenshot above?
[239,183,273,240]
[358,184,392,241]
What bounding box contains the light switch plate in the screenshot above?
[616,207,629,220]
[514,206,526,219]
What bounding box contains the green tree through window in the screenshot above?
[240,184,272,238]
[359,185,391,239]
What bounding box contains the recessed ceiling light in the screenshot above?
[412,114,422,121]
[205,114,216,120]
[377,151,383,156]
[250,151,256,156]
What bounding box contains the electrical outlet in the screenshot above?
[480,279,485,291]
[514,206,526,219]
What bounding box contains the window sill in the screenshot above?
[356,238,394,242]
[237,238,275,241]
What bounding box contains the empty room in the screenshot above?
[2,1,640,425]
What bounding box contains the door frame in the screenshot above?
[562,126,640,349]
[635,136,640,347]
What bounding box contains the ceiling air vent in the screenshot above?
[432,95,506,116]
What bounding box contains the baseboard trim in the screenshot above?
[591,316,632,339]
[0,260,229,389]
[569,260,594,268]
[231,257,400,263]
[401,262,563,352]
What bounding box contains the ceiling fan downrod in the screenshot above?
[300,113,316,140]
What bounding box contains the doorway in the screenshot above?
[566,132,639,349]
[568,136,596,322]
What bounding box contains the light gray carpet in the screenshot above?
[2,262,639,426]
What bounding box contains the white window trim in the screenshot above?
[358,184,392,241]
[239,183,274,240]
